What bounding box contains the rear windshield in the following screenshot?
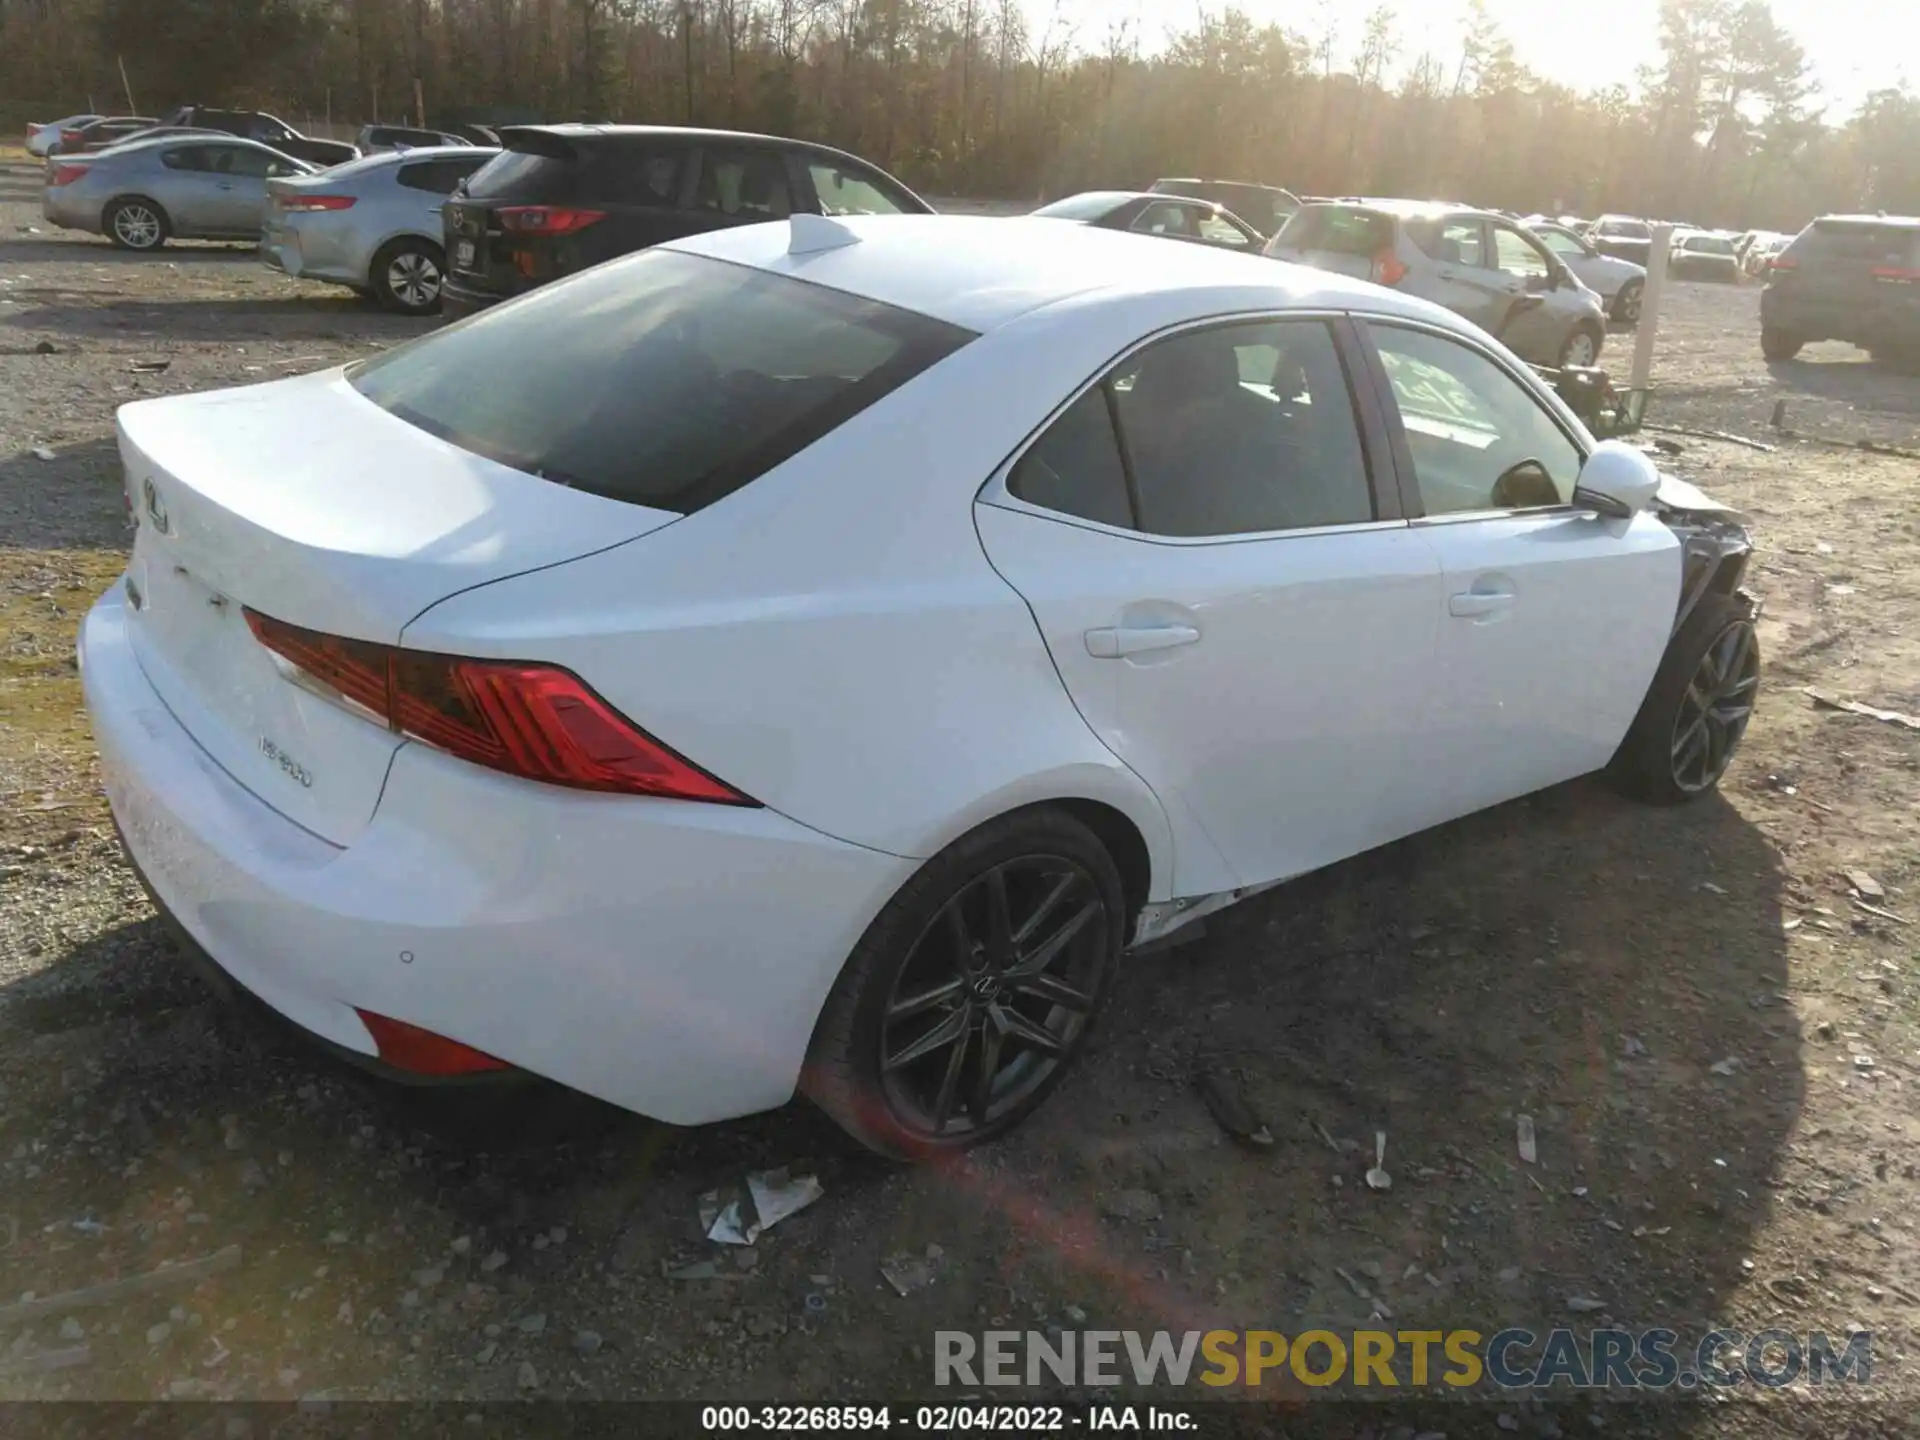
[463,149,575,201]
[1681,235,1735,255]
[1033,192,1134,220]
[348,249,972,513]
[1275,206,1393,256]
[1792,220,1920,266]
[1595,219,1650,239]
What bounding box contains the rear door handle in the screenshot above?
[1085,624,1201,659]
[1448,589,1515,619]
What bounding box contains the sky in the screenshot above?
[1035,0,1915,118]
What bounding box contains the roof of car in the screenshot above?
[666,214,1463,333]
[1156,177,1292,192]
[1304,197,1485,219]
[296,144,494,181]
[1813,213,1920,229]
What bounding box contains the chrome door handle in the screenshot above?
[1448,590,1515,618]
[1085,624,1201,659]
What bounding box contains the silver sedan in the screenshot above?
[42,136,313,250]
[261,146,494,314]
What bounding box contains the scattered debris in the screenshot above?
[1619,1034,1648,1058]
[700,1168,826,1246]
[1846,870,1886,900]
[0,1244,241,1327]
[1566,1296,1608,1314]
[573,1329,603,1357]
[1804,688,1920,732]
[1516,1114,1538,1165]
[0,1344,90,1377]
[515,1360,539,1392]
[880,1244,945,1297]
[1365,1132,1392,1192]
[1195,1068,1274,1149]
[129,359,171,373]
[33,339,56,355]
[664,1260,723,1282]
[1102,1188,1164,1224]
[479,1250,507,1274]
[1708,1057,1741,1077]
[31,446,56,461]
[1852,899,1910,926]
[1642,422,1775,452]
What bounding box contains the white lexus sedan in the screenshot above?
[81,214,1759,1159]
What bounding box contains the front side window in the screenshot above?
[223,147,277,179]
[349,250,972,513]
[807,160,912,216]
[1006,320,1375,538]
[1132,201,1199,238]
[693,148,791,219]
[1197,213,1253,248]
[1368,323,1583,515]
[1492,224,1552,280]
[1536,227,1588,259]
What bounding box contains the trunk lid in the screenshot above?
[116,370,677,844]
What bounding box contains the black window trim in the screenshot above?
[981,309,1403,545]
[1352,313,1594,525]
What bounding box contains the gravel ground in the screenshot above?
[3,161,1920,1435]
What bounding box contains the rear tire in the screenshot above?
[1761,326,1802,361]
[369,237,446,315]
[803,807,1124,1160]
[105,197,168,252]
[1607,590,1760,805]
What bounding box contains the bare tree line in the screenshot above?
[5,0,1918,226]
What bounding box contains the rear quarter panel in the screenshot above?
[400,305,1185,895]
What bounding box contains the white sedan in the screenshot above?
[25,113,102,157]
[80,214,1760,1158]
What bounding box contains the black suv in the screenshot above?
[161,107,359,167]
[1149,178,1300,239]
[440,125,932,320]
[1761,215,1920,366]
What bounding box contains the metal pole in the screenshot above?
[1628,222,1672,409]
[117,56,136,115]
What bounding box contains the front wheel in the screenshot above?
[105,197,168,251]
[1608,591,1760,805]
[1610,279,1643,325]
[370,238,446,315]
[1558,323,1602,369]
[804,808,1124,1159]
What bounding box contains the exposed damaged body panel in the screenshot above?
[1654,473,1756,634]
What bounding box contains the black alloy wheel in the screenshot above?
[805,808,1124,1158]
[877,857,1107,1139]
[1670,617,1760,794]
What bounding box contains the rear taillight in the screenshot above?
[1767,255,1797,272]
[50,164,88,187]
[279,194,357,212]
[243,609,754,804]
[1371,246,1407,286]
[496,205,606,237]
[1871,266,1920,283]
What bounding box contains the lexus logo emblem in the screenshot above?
[142,477,169,534]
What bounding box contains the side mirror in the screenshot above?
[1572,440,1660,518]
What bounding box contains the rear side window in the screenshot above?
[693,148,792,218]
[397,157,486,194]
[348,250,973,513]
[1797,221,1920,266]
[464,150,578,202]
[807,159,915,216]
[1275,206,1393,257]
[592,146,684,206]
[1008,390,1133,529]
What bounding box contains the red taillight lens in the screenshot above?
[1871,266,1920,283]
[51,164,89,186]
[279,194,357,213]
[355,1010,511,1076]
[495,205,607,237]
[1768,255,1797,272]
[243,609,754,804]
[1371,247,1408,286]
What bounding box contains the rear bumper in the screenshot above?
[439,278,518,322]
[1761,289,1920,347]
[42,188,98,233]
[80,581,915,1126]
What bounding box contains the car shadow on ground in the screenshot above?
[0,437,126,550]
[0,296,420,344]
[1,238,259,265]
[1765,357,1920,416]
[0,761,1798,1408]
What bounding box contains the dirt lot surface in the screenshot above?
[3,159,1919,1435]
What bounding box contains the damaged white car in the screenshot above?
[81,214,1758,1158]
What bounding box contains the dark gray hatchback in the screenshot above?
[1760,215,1920,365]
[440,125,933,321]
